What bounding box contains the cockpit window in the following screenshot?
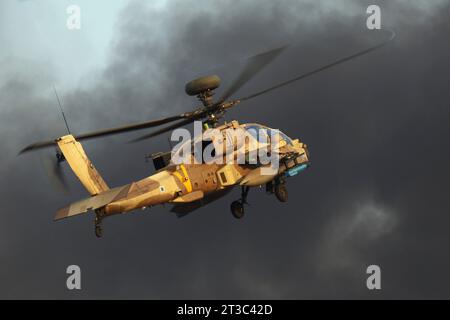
[244,124,293,145]
[245,125,269,143]
[278,131,293,145]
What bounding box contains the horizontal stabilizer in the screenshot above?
[55,184,131,221]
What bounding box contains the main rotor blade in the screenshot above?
[19,114,188,154]
[75,114,188,140]
[219,45,287,102]
[130,118,196,142]
[239,30,396,102]
[20,140,58,154]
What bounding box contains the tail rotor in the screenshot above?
[40,149,69,194]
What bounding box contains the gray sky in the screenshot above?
[1,0,128,89]
[1,0,450,299]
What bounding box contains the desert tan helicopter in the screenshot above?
[20,31,394,237]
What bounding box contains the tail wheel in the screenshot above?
[231,201,245,219]
[275,184,288,202]
[94,210,104,238]
[95,225,103,238]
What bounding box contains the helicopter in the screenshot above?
[19,31,394,237]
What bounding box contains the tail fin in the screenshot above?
[56,134,109,195]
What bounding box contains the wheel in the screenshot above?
[95,225,103,238]
[275,184,288,202]
[231,201,245,219]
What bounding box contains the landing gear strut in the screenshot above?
[231,186,250,219]
[275,183,288,202]
[266,178,289,202]
[94,209,104,238]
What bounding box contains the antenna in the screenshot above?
[53,86,71,135]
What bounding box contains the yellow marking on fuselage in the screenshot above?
[173,171,184,184]
[173,165,193,193]
[180,164,193,193]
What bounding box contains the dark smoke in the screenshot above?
[0,0,449,298]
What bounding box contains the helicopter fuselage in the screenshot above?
[100,120,310,216]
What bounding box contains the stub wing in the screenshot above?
[171,188,233,217]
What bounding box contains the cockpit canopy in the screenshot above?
[242,123,293,146]
[161,122,295,168]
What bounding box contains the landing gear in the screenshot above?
[94,209,104,238]
[95,223,102,238]
[231,201,244,219]
[275,184,288,202]
[266,178,288,202]
[230,186,250,219]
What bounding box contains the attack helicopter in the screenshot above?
[20,31,394,237]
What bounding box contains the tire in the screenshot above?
[275,184,288,202]
[95,225,103,238]
[185,75,221,96]
[231,201,245,219]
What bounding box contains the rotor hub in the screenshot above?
[197,89,215,107]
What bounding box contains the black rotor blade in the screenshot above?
[40,153,69,194]
[75,114,187,140]
[21,140,58,154]
[219,45,287,102]
[239,30,396,102]
[19,114,188,154]
[130,117,196,143]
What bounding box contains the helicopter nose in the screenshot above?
[294,142,309,163]
[303,144,310,162]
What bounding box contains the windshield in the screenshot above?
[244,124,293,145]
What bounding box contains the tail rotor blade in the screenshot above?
[40,152,69,194]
